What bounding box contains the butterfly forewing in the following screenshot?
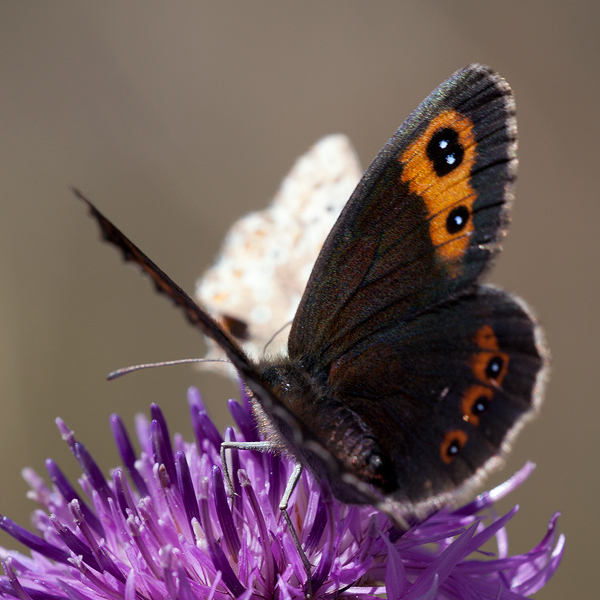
[289,65,517,370]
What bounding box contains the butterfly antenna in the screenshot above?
[263,321,292,356]
[107,358,231,381]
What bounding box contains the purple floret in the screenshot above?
[0,387,563,600]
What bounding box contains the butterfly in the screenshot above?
[76,63,547,525]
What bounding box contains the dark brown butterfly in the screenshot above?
[76,64,547,525]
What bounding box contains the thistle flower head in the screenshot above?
[0,387,563,600]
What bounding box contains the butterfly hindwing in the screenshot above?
[323,285,546,509]
[289,65,517,370]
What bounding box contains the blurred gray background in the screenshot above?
[0,3,597,598]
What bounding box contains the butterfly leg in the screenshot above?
[220,440,273,497]
[280,463,313,600]
[221,442,313,598]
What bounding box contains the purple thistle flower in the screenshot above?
[0,387,563,600]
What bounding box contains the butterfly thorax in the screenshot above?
[257,359,397,502]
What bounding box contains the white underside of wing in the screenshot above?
[196,134,361,376]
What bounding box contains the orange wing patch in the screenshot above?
[440,429,469,464]
[400,110,477,265]
[460,325,510,425]
[461,385,494,426]
[470,324,509,385]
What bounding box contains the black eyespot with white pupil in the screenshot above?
[446,205,470,234]
[426,127,464,176]
[485,356,504,380]
[447,439,461,458]
[473,396,489,416]
[441,430,468,464]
